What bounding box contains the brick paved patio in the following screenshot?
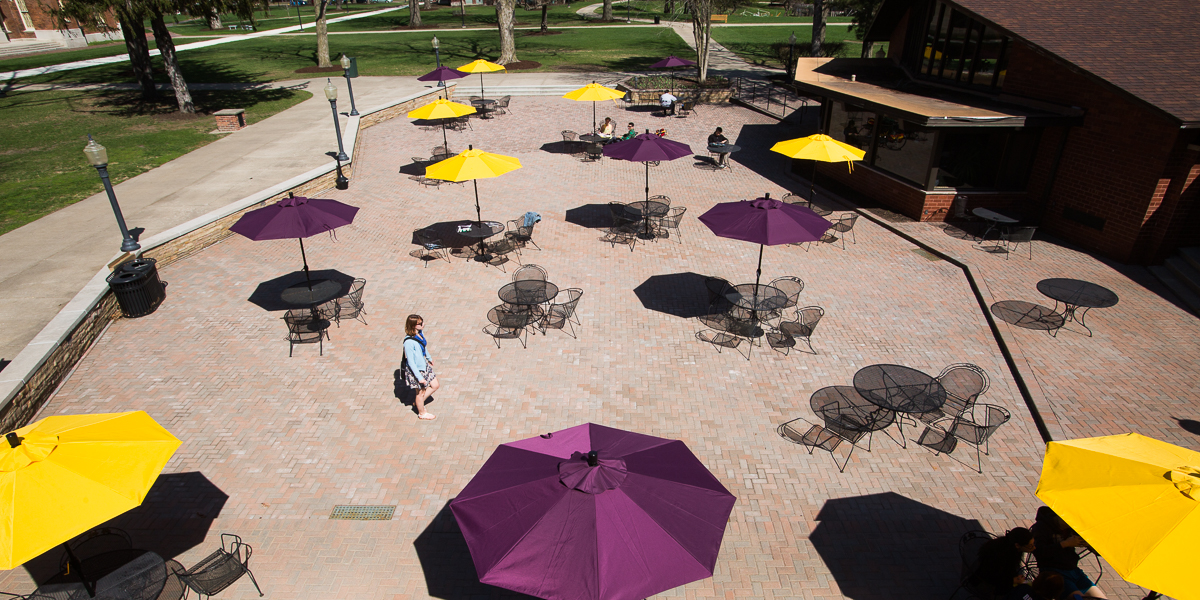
[2,97,1192,599]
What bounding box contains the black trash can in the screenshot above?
[654,16,660,24]
[107,257,166,318]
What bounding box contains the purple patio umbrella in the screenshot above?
[450,423,737,600]
[698,193,832,289]
[650,55,696,91]
[417,65,469,85]
[229,193,359,288]
[602,131,692,201]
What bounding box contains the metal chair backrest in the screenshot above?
[347,278,366,304]
[960,530,997,581]
[937,363,989,416]
[555,288,583,319]
[704,276,732,304]
[562,130,578,143]
[769,276,804,307]
[609,202,634,226]
[1005,225,1037,243]
[833,213,859,232]
[414,229,442,249]
[513,264,548,282]
[950,404,1010,445]
[796,306,824,335]
[283,310,316,336]
[661,206,686,228]
[951,195,969,219]
[179,533,263,598]
[648,194,671,206]
[431,144,449,157]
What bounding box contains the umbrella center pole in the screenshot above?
[810,161,818,201]
[63,543,96,597]
[298,238,312,289]
[441,121,449,149]
[480,72,486,101]
[645,162,650,202]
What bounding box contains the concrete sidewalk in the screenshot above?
[0,71,618,364]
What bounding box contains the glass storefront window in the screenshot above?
[935,129,1038,190]
[829,102,874,153]
[870,118,936,187]
[912,0,1010,90]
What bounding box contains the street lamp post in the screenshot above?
[82,135,140,253]
[431,36,444,87]
[340,54,359,116]
[787,31,797,80]
[324,79,350,162]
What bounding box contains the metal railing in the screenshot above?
[731,77,811,120]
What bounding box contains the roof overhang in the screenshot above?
[794,58,1082,128]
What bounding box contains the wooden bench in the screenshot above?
[710,14,728,23]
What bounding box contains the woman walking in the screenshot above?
[403,314,439,420]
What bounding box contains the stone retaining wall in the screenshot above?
[0,85,454,431]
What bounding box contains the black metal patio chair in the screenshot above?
[283,310,324,357]
[411,229,450,267]
[323,277,367,327]
[704,276,734,311]
[997,225,1037,260]
[652,206,687,244]
[777,418,867,473]
[584,142,604,162]
[58,527,133,573]
[541,288,584,338]
[919,363,989,424]
[561,130,581,154]
[177,534,264,600]
[768,276,805,308]
[945,404,1011,473]
[506,217,542,251]
[767,305,824,355]
[823,213,859,249]
[602,223,639,251]
[513,264,547,282]
[696,329,745,358]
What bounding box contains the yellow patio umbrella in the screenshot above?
[1036,433,1200,600]
[425,145,522,226]
[1,411,180,590]
[771,134,865,202]
[562,82,627,134]
[457,59,506,100]
[407,98,477,149]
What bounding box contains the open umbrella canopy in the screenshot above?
[416,65,468,83]
[1036,433,1200,600]
[699,195,832,246]
[771,134,865,163]
[457,59,506,99]
[450,423,736,600]
[425,146,521,182]
[602,132,692,163]
[406,98,477,120]
[650,55,696,68]
[562,82,626,102]
[229,195,359,241]
[0,412,181,569]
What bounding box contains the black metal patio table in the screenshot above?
[456,220,505,262]
[706,143,741,169]
[724,283,788,314]
[809,385,897,436]
[36,549,168,600]
[579,134,605,144]
[853,364,946,447]
[1036,278,1119,337]
[972,207,1019,241]
[498,280,560,307]
[280,278,343,329]
[623,200,670,239]
[471,98,497,119]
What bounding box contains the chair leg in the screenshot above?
[244,567,265,597]
[834,441,855,472]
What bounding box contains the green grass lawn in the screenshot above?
[599,1,855,24]
[23,27,693,85]
[710,24,861,68]
[0,87,311,235]
[0,42,166,73]
[327,3,615,31]
[159,3,385,36]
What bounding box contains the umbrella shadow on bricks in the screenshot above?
[247,269,356,312]
[809,492,984,600]
[634,273,715,319]
[564,203,614,229]
[414,501,538,599]
[23,471,228,585]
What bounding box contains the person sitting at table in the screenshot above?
[598,117,616,139]
[660,91,678,116]
[708,127,730,166]
[621,122,637,141]
[972,528,1036,596]
[1031,507,1106,599]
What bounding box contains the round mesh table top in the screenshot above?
[853,364,946,414]
[1036,278,1119,309]
[725,284,787,312]
[498,280,559,306]
[280,279,342,306]
[456,221,504,239]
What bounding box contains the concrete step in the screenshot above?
[1165,255,1200,296]
[0,40,64,58]
[467,85,592,96]
[1179,246,1200,271]
[1149,265,1200,316]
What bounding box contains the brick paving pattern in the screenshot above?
[2,97,1191,599]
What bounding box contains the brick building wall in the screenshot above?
[1001,40,1188,263]
[1,0,118,44]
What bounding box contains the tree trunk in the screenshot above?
[540,3,548,32]
[150,12,194,113]
[207,7,221,29]
[665,0,674,14]
[263,0,271,18]
[409,0,422,27]
[602,0,612,20]
[495,0,518,63]
[117,6,156,100]
[687,0,711,82]
[315,0,331,67]
[810,0,825,57]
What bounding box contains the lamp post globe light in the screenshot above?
[787,32,797,80]
[324,79,350,162]
[431,36,445,87]
[83,135,140,253]
[340,54,359,116]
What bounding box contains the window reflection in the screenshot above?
[870,118,935,187]
[829,102,873,152]
[915,0,1009,90]
[935,129,1039,190]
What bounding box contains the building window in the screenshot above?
[915,0,1009,90]
[14,0,35,30]
[829,102,874,153]
[934,129,1039,190]
[869,117,936,187]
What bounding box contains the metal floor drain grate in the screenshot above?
[912,248,942,261]
[330,505,395,520]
